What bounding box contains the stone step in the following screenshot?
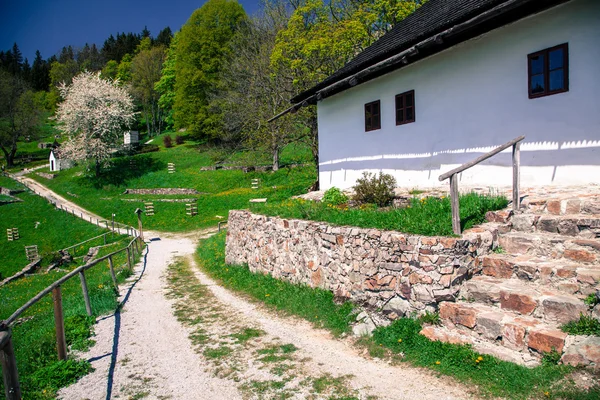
[527,196,600,216]
[511,213,600,238]
[419,324,540,366]
[480,254,600,296]
[498,231,600,263]
[460,276,589,324]
[437,301,569,361]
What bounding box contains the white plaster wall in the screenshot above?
[317,0,600,190]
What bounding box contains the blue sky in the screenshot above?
[0,0,261,61]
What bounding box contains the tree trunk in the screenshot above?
[95,159,101,177]
[272,146,279,171]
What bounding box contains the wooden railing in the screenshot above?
[438,135,525,235]
[0,235,145,400]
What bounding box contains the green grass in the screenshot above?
[197,232,355,336]
[0,176,112,278]
[197,234,599,400]
[28,140,316,232]
[561,314,600,336]
[251,193,508,236]
[0,241,137,399]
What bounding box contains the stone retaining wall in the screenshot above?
[225,210,498,317]
[124,188,199,195]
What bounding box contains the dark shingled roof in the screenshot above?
[292,0,569,103]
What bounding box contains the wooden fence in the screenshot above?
[0,234,145,400]
[438,135,525,235]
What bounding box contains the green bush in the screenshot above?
[561,314,600,336]
[353,172,396,207]
[322,187,348,206]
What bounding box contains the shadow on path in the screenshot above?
[104,242,150,400]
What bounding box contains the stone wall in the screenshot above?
[124,188,199,195]
[225,210,498,318]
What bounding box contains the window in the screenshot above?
[395,90,415,125]
[365,100,381,131]
[528,43,568,98]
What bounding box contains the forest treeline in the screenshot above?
[0,0,425,171]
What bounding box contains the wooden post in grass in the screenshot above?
[108,256,118,294]
[0,328,21,400]
[52,286,67,360]
[449,174,461,235]
[79,271,92,316]
[512,141,521,211]
[135,208,144,241]
[126,247,132,271]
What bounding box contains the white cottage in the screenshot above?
[124,131,139,146]
[288,0,600,190]
[49,150,72,172]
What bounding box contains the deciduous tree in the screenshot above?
[131,44,167,135]
[56,72,135,176]
[0,70,43,167]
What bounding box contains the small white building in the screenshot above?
[124,131,139,146]
[289,0,600,190]
[49,150,72,172]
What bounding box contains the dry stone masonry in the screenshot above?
[225,210,497,317]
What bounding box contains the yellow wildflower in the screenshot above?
[435,361,441,365]
[397,338,402,343]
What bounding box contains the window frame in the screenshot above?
[395,90,416,126]
[527,43,569,99]
[364,100,381,132]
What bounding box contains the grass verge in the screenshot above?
[197,232,355,336]
[197,233,600,399]
[251,193,508,236]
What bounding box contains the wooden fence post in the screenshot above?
[0,329,21,400]
[108,256,118,294]
[126,247,132,271]
[449,174,461,235]
[52,286,67,360]
[103,234,106,245]
[512,142,521,211]
[79,271,92,317]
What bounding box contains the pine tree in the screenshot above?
[155,27,173,47]
[31,50,50,91]
[9,43,23,75]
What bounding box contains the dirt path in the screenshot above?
[58,233,476,400]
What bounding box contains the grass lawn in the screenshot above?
[196,233,599,400]
[27,138,316,232]
[0,176,113,278]
[250,193,508,236]
[0,243,136,399]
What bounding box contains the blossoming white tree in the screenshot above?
[56,71,136,176]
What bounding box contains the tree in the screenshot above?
[0,70,43,167]
[155,27,173,47]
[271,0,426,186]
[31,50,51,91]
[214,0,295,170]
[131,45,167,135]
[56,72,136,176]
[155,33,178,129]
[173,0,246,138]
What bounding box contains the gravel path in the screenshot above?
[58,232,476,400]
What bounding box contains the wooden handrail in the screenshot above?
[438,136,525,181]
[438,136,525,234]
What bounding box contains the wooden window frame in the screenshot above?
[364,100,381,132]
[527,43,569,99]
[395,90,416,126]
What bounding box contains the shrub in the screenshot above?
[175,135,185,145]
[561,314,600,336]
[353,172,396,207]
[138,144,159,154]
[322,187,348,206]
[163,135,173,148]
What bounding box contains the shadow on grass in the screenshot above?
[83,156,165,188]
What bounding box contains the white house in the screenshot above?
[49,150,72,172]
[124,131,139,146]
[288,0,600,190]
